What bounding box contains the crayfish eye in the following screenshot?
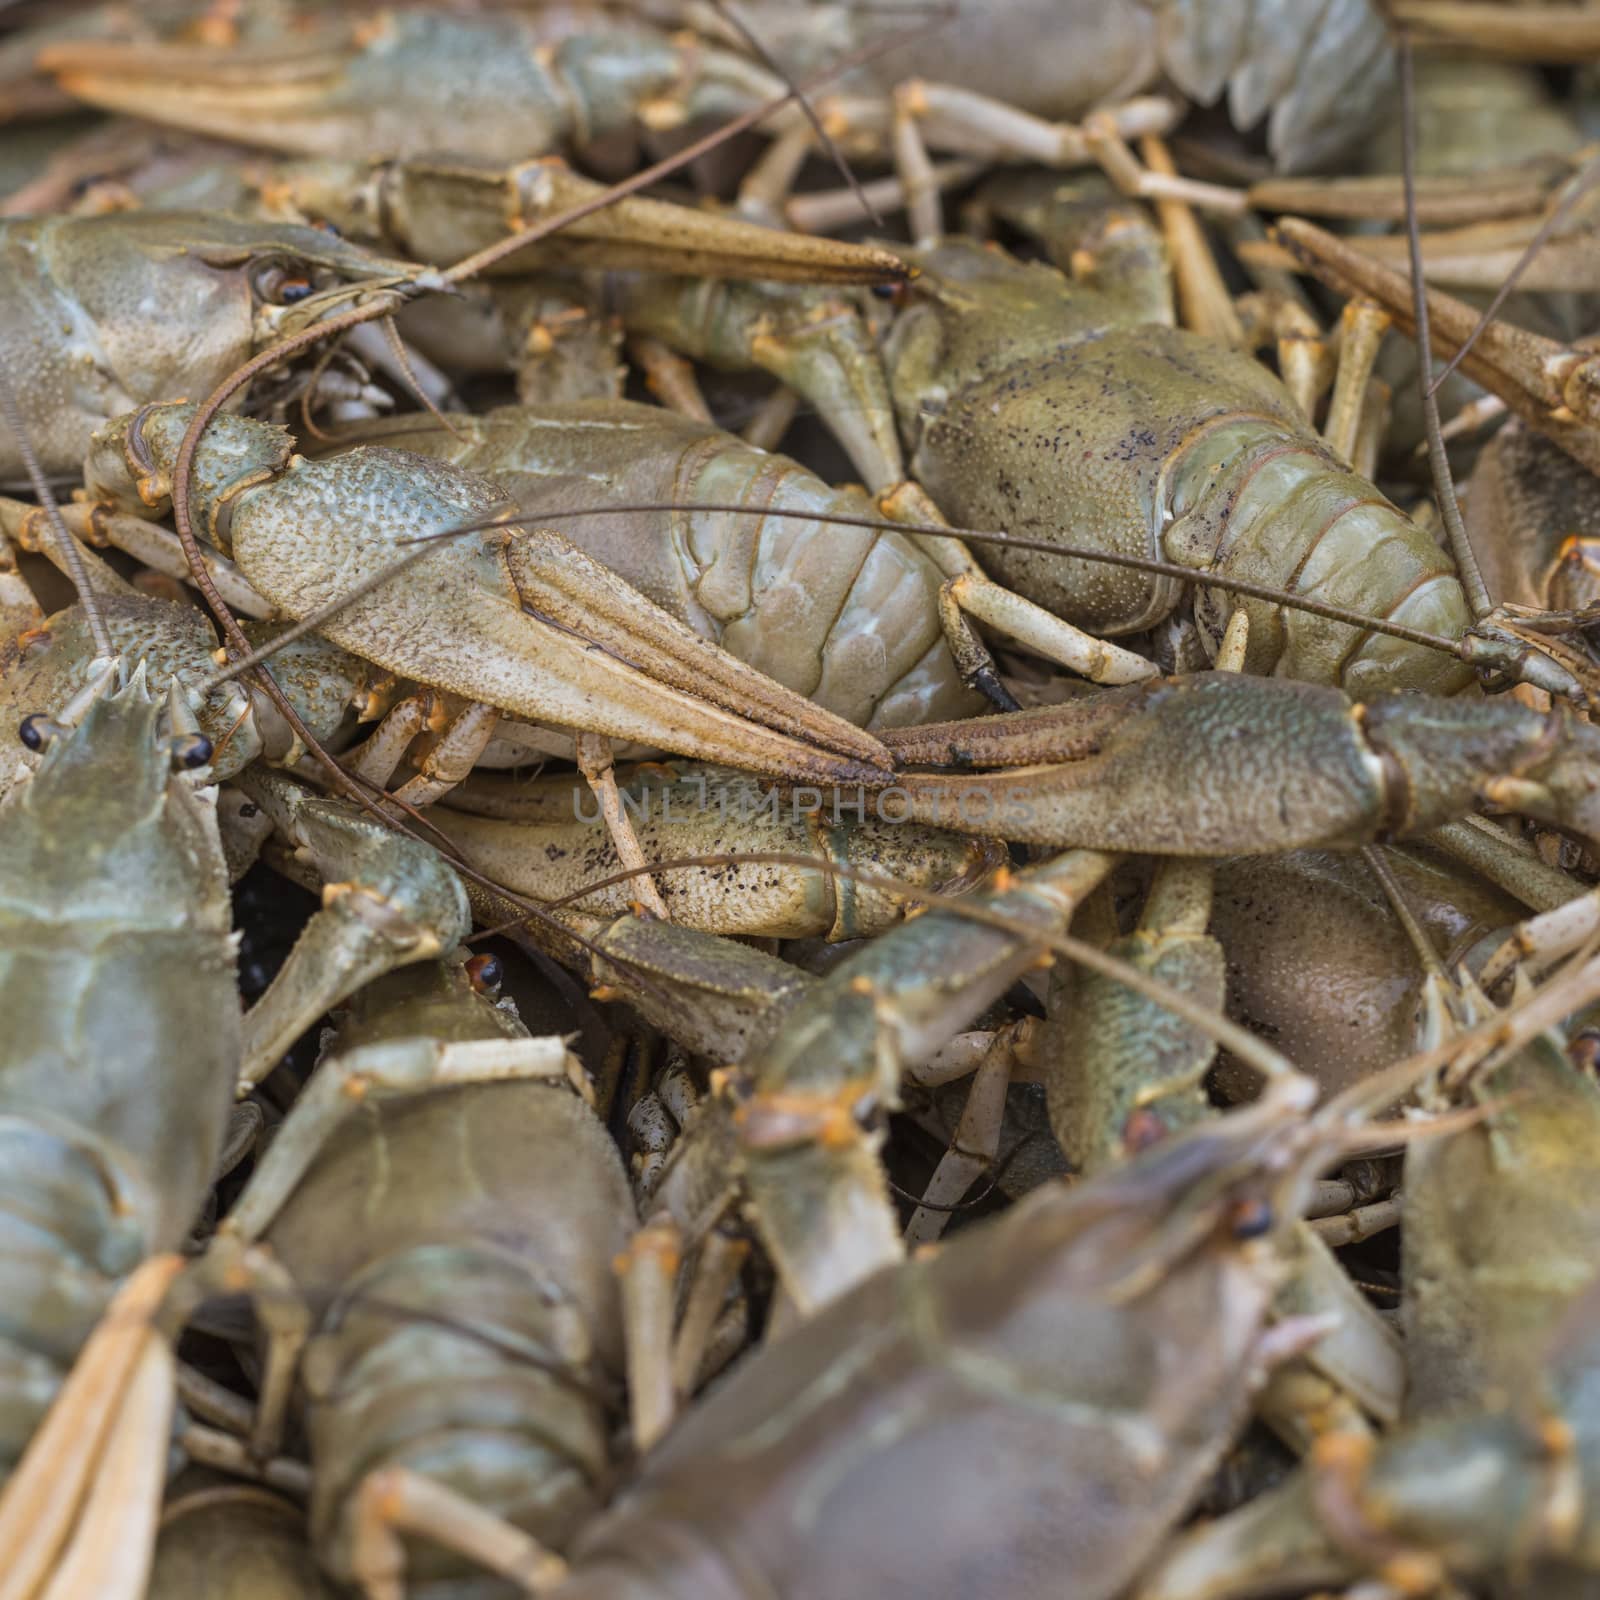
[17,713,49,751]
[464,952,504,995]
[869,282,899,301]
[168,733,213,770]
[1226,1197,1275,1241]
[1570,1029,1600,1075]
[252,260,317,305]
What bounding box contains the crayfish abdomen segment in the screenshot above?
[265,1079,634,1584]
[1165,418,1473,697]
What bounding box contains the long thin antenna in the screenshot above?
[521,846,1305,1089]
[1399,33,1492,621]
[529,845,1600,1114]
[389,501,1482,659]
[0,364,112,658]
[709,0,885,229]
[1360,844,1449,989]
[1427,147,1600,396]
[204,482,1588,698]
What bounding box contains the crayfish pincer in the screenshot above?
[885,673,1600,854]
[83,401,900,798]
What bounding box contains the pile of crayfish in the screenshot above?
[7,2,1600,1597]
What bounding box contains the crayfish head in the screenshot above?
[86,403,293,553]
[179,215,427,343]
[880,238,1134,427]
[3,595,260,785]
[990,1070,1320,1312]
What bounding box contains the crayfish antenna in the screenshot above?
[1396,37,1491,622]
[703,0,883,231]
[1277,214,1600,479]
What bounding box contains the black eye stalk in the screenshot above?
[465,952,504,995]
[253,260,318,305]
[1227,1197,1275,1242]
[169,733,214,770]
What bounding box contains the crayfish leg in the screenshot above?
[669,1230,750,1401]
[875,476,1156,699]
[576,732,670,921]
[348,1466,569,1600]
[0,523,43,643]
[1324,301,1394,468]
[232,771,472,1090]
[1277,215,1600,479]
[896,82,1182,189]
[615,1213,684,1454]
[388,699,502,813]
[903,1021,1018,1246]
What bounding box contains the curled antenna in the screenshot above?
[1398,32,1492,621]
[377,313,462,440]
[0,363,112,658]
